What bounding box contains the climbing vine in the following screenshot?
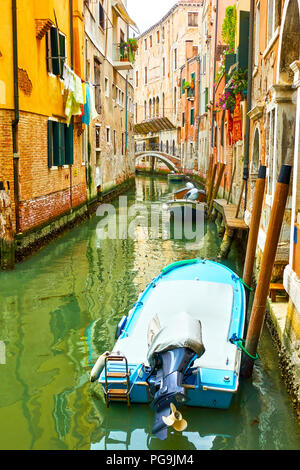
[222,6,236,52]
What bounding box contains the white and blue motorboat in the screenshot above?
[93,259,246,440]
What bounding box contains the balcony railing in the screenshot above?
[113,42,136,70]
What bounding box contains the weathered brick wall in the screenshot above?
[0,110,87,233]
[0,110,16,231]
[18,182,86,232]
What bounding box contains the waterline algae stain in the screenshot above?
[0,177,299,450]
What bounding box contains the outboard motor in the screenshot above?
[148,347,197,440]
[146,312,205,440]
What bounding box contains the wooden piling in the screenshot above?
[208,163,226,218]
[217,227,235,259]
[0,187,15,270]
[206,163,217,205]
[241,165,292,378]
[206,156,214,194]
[242,166,266,293]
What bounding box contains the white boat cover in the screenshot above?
[147,311,205,367]
[114,280,236,371]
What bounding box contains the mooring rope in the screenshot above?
[230,334,259,361]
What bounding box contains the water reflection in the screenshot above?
[0,176,299,450]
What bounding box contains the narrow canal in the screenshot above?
[0,176,300,450]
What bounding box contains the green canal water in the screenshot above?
[0,175,300,451]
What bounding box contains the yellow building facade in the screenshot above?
[0,0,86,240]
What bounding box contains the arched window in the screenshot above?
[166,140,169,154]
[251,127,260,174]
[149,99,152,118]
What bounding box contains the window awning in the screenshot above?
[134,117,176,135]
[112,0,139,32]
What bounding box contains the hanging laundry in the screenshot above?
[82,83,91,125]
[63,63,84,125]
[89,84,99,120]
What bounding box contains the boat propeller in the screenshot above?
[162,403,187,432]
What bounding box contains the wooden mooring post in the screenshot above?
[241,165,292,378]
[206,156,213,194]
[206,163,217,206]
[0,183,15,270]
[208,163,226,219]
[242,166,266,304]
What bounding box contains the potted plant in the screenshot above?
[217,90,235,112]
[183,80,191,91]
[230,68,248,97]
[120,41,129,61]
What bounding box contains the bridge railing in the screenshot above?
[135,142,180,158]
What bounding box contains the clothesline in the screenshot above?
[63,63,97,126]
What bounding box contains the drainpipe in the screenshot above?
[243,0,255,211]
[12,0,20,232]
[211,0,219,149]
[70,0,74,69]
[69,0,73,209]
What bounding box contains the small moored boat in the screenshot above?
[163,182,206,221]
[93,259,246,440]
[168,172,185,182]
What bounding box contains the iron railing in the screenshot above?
[135,142,180,158]
[113,43,136,64]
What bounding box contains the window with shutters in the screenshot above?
[94,59,101,113]
[188,12,198,27]
[106,127,111,143]
[190,108,195,126]
[48,121,73,168]
[113,130,117,155]
[105,77,109,97]
[99,0,105,30]
[122,133,125,155]
[95,124,101,150]
[46,27,66,77]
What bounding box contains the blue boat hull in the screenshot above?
[99,259,246,410]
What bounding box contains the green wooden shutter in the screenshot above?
[225,53,237,77]
[182,79,185,94]
[65,124,74,165]
[190,108,194,125]
[237,11,250,70]
[59,33,66,78]
[191,72,195,97]
[53,122,65,166]
[47,121,53,168]
[50,27,60,76]
[182,112,185,126]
